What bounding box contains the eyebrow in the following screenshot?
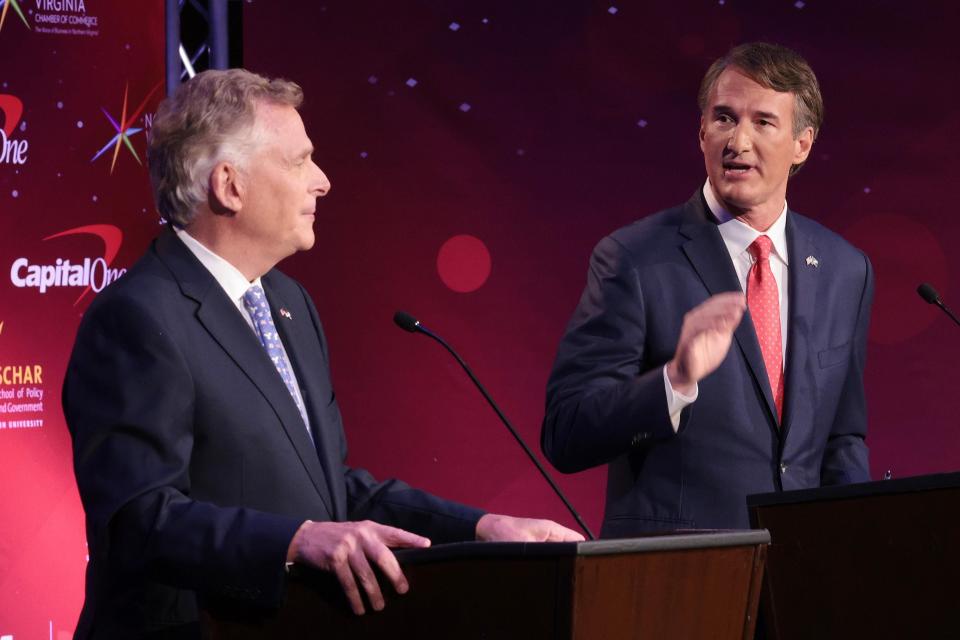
[712,105,781,121]
[288,145,313,161]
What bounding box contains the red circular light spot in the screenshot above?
[436,235,491,293]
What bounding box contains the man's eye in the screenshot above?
[717,114,734,124]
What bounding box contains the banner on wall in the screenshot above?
[0,1,165,637]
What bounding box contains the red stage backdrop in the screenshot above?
[243,0,960,537]
[0,1,164,637]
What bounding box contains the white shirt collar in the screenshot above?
[703,178,789,265]
[173,227,263,303]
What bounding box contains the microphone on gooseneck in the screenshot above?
[392,310,596,540]
[917,283,960,328]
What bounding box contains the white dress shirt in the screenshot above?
[174,227,311,430]
[664,180,789,430]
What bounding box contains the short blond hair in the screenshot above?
[147,69,303,226]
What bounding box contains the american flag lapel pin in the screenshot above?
[805,255,819,268]
[279,308,293,320]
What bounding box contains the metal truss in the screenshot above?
[165,0,231,95]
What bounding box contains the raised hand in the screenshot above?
[666,292,747,394]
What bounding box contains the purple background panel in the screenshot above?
[0,1,164,637]
[244,0,960,534]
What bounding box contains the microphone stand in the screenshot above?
[400,315,595,540]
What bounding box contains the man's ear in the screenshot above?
[208,161,243,216]
[793,126,815,165]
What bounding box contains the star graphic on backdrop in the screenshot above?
[91,82,162,174]
[0,0,31,32]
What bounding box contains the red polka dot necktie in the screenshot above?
[747,236,783,421]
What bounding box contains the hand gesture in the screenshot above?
[667,292,746,394]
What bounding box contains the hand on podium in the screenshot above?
[285,514,583,615]
[475,513,586,542]
[286,519,430,615]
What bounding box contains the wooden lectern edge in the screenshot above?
[285,529,771,578]
[574,529,769,555]
[747,470,960,509]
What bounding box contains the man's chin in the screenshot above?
[713,184,756,212]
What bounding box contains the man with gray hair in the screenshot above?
[543,42,873,537]
[64,68,581,639]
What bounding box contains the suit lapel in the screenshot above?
[264,282,346,520]
[678,195,780,428]
[155,230,335,518]
[782,213,819,437]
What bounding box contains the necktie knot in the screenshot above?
[243,285,266,310]
[243,286,273,329]
[749,235,774,263]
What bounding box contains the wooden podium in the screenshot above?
[205,530,769,639]
[749,472,960,640]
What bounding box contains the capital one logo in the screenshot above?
[10,224,126,305]
[0,94,28,165]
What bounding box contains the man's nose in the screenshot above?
[726,123,752,154]
[312,164,331,197]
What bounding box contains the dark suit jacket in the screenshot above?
[63,228,483,639]
[542,192,873,537]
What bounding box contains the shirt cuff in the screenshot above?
[663,365,698,432]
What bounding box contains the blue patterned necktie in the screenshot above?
[242,286,313,443]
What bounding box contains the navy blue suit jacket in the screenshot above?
[542,192,872,537]
[63,229,483,638]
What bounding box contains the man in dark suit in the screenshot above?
[64,68,581,639]
[542,42,873,537]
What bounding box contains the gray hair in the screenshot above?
[147,68,303,226]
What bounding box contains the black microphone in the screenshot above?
[393,311,420,333]
[917,283,960,327]
[392,310,595,540]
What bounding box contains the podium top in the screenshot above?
[747,470,960,509]
[394,529,770,565]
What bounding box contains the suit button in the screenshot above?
[779,463,788,474]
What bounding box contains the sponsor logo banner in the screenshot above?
[32,0,100,37]
[0,94,28,166]
[0,320,45,432]
[0,0,101,37]
[9,224,126,304]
